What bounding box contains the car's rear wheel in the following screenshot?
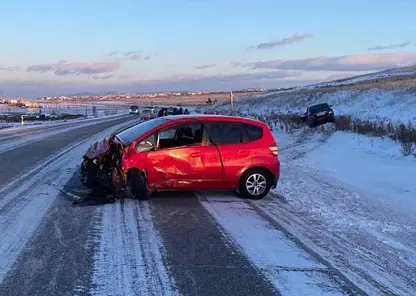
[126,169,149,200]
[239,169,271,200]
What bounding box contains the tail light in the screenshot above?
[269,145,279,156]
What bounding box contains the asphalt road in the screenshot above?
[0,117,362,296]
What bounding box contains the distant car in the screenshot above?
[167,107,175,115]
[140,108,156,120]
[80,115,280,201]
[129,105,139,115]
[301,103,335,127]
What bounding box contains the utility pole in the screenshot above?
[230,90,234,115]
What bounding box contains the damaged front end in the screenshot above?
[79,135,126,198]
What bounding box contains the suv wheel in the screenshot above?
[239,169,271,200]
[126,170,149,200]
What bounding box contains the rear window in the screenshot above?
[309,103,329,113]
[206,123,242,144]
[243,123,263,141]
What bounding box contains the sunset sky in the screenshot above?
[1,0,415,97]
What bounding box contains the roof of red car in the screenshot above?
[162,114,266,125]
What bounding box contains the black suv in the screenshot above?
[301,103,335,127]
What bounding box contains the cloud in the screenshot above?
[0,65,19,71]
[244,52,416,72]
[195,64,216,69]
[368,41,413,51]
[91,74,114,80]
[124,50,143,60]
[250,33,313,50]
[27,61,120,76]
[108,50,153,61]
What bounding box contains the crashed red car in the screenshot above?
[80,115,280,200]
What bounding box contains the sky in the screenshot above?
[0,0,416,98]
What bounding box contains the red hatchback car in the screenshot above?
[81,115,280,200]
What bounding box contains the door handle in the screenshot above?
[190,153,200,158]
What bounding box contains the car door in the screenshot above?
[205,122,252,188]
[145,121,223,190]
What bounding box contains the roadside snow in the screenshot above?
[292,131,416,212]
[201,194,350,296]
[0,119,138,283]
[260,126,416,295]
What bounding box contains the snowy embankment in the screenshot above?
[212,88,416,126]
[303,66,416,89]
[261,126,416,295]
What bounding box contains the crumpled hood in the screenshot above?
[84,136,112,159]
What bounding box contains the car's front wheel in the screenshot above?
[239,169,271,200]
[126,169,150,200]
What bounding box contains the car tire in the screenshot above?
[127,169,150,200]
[80,159,96,188]
[238,168,272,200]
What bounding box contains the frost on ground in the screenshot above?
[90,200,178,296]
[259,125,416,295]
[201,194,352,296]
[0,119,138,284]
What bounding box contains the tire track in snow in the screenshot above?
[0,119,139,283]
[90,199,179,296]
[199,192,363,296]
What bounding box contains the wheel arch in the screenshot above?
[238,166,274,185]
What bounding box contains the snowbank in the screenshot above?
[264,127,416,295]
[212,88,416,126]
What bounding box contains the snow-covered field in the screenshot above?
[208,66,416,126]
[301,66,416,89]
[257,125,416,295]
[212,88,416,126]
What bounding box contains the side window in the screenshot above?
[135,133,157,152]
[243,124,263,142]
[159,128,176,140]
[207,123,242,145]
[158,123,203,149]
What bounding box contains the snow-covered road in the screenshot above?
[0,118,414,296]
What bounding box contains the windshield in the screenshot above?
[310,103,330,114]
[142,109,152,114]
[115,117,168,145]
[130,106,138,110]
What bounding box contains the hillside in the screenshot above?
[212,66,416,125]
